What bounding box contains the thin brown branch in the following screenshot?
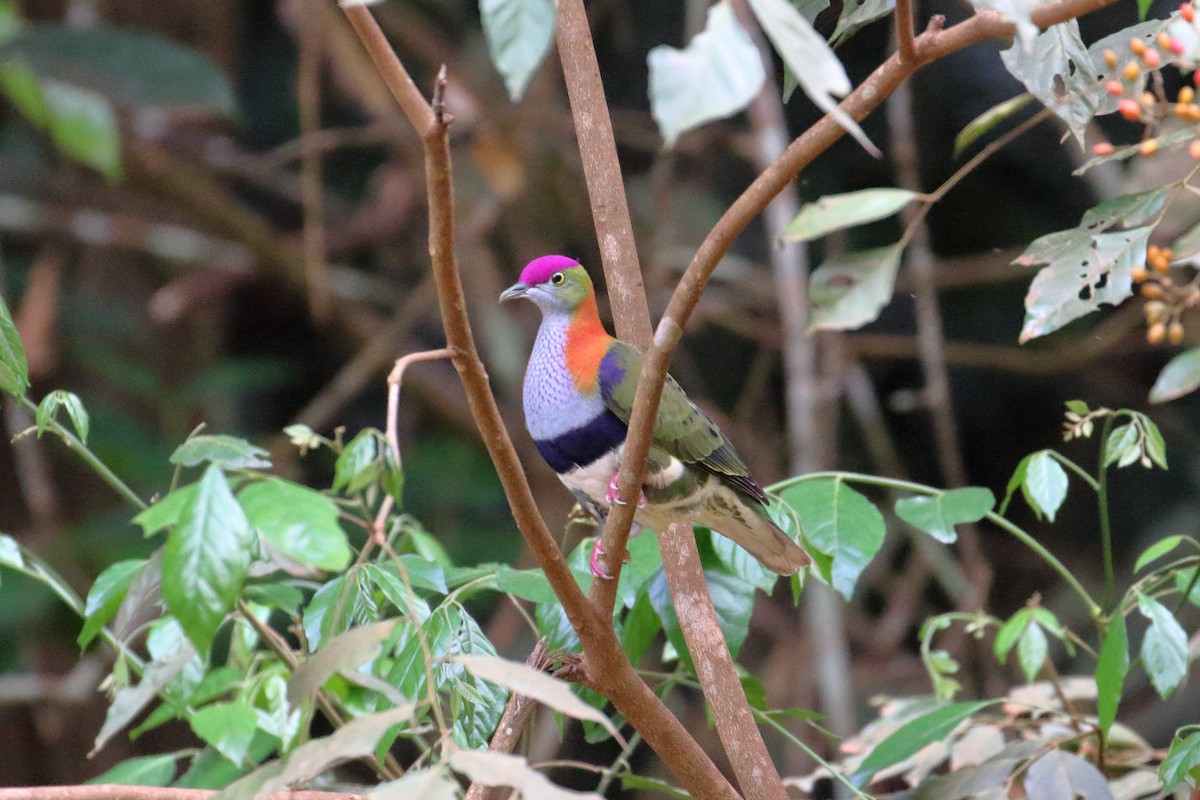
[464,640,551,800]
[895,0,917,61]
[340,5,433,132]
[554,0,651,345]
[659,523,787,800]
[0,790,364,800]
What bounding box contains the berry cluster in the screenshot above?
[1093,4,1200,161]
[1134,245,1197,345]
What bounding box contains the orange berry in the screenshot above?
[1130,37,1147,55]
[1145,300,1167,320]
[1118,98,1142,120]
[1169,321,1185,345]
[1148,322,1167,344]
[1183,2,1196,22]
[1191,139,1200,159]
[1143,48,1162,68]
[1152,255,1170,272]
[1188,105,1200,122]
[1158,32,1174,50]
[1180,86,1196,104]
[1125,60,1141,81]
[1143,283,1165,299]
[1106,80,1125,95]
[1163,248,1174,261]
[1142,91,1158,107]
[1140,139,1159,156]
[1177,102,1192,117]
[1092,142,1115,156]
[1132,265,1148,282]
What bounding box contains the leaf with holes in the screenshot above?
[1018,226,1151,343]
[808,245,902,333]
[999,19,1097,146]
[647,1,764,147]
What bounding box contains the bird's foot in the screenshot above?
[605,472,647,508]
[589,539,631,580]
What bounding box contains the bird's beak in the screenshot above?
[499,283,529,303]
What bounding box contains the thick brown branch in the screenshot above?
[554,0,651,344]
[895,0,917,61]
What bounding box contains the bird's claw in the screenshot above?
[605,472,647,508]
[589,539,631,580]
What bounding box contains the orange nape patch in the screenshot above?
[564,294,612,393]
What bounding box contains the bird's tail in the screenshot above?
[697,491,811,575]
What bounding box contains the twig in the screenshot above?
[463,640,551,800]
[0,789,365,800]
[895,0,917,62]
[340,6,434,133]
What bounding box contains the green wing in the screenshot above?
[599,341,765,501]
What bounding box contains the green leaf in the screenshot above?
[647,566,755,662]
[1023,749,1111,799]
[1080,188,1170,231]
[1020,451,1068,522]
[479,0,554,102]
[829,0,894,46]
[1160,731,1200,790]
[1138,593,1188,699]
[993,609,1031,663]
[807,245,903,333]
[38,78,121,180]
[365,564,432,621]
[333,429,383,494]
[238,479,350,571]
[496,566,558,605]
[999,20,1097,146]
[619,774,691,800]
[190,702,259,766]
[0,24,236,115]
[133,482,199,537]
[894,487,994,543]
[0,290,29,397]
[1175,567,1200,606]
[781,189,917,243]
[852,700,994,787]
[1134,535,1187,572]
[170,434,271,470]
[1095,613,1128,741]
[1137,0,1153,19]
[647,1,764,147]
[1172,219,1200,260]
[288,620,398,707]
[162,465,253,654]
[1016,620,1048,683]
[35,389,89,443]
[78,559,145,649]
[747,0,878,155]
[1103,423,1140,468]
[0,533,21,568]
[86,752,183,786]
[778,478,885,598]
[954,93,1034,156]
[708,527,777,593]
[1150,347,1200,404]
[1018,226,1151,343]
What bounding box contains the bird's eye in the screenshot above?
[550,271,566,285]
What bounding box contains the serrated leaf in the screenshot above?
[782,189,917,243]
[1018,226,1151,343]
[190,702,259,766]
[1023,749,1112,800]
[170,434,271,470]
[954,93,1034,157]
[1016,621,1048,682]
[35,389,90,443]
[239,479,350,571]
[1138,594,1188,699]
[453,654,622,741]
[895,487,994,543]
[808,245,902,333]
[1135,535,1186,572]
[479,0,554,102]
[162,465,253,654]
[999,20,1097,146]
[776,478,885,598]
[1095,613,1128,740]
[449,750,603,800]
[748,0,878,155]
[288,620,397,707]
[647,1,764,147]
[1160,731,1200,790]
[0,290,29,397]
[1021,451,1068,522]
[1150,347,1200,404]
[78,559,145,649]
[86,752,183,786]
[852,700,995,787]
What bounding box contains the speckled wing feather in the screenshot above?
[598,341,768,504]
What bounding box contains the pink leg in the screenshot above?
[589,538,631,581]
[605,472,647,508]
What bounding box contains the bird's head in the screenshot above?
[500,255,593,314]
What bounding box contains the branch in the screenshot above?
[894,0,916,61]
[341,6,433,132]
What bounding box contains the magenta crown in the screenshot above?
[518,255,581,286]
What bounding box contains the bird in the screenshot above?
[500,255,810,579]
